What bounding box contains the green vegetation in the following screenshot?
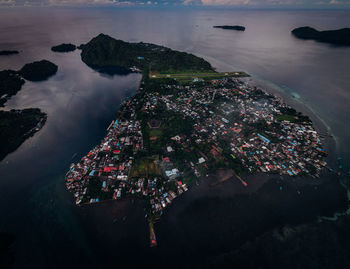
[130,157,161,178]
[149,71,248,83]
[278,107,311,123]
[51,43,76,52]
[276,114,298,122]
[0,70,25,106]
[80,33,214,74]
[19,60,58,81]
[0,109,46,161]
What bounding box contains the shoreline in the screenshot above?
[71,71,341,210]
[246,76,338,169]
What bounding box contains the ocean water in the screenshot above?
[0,7,350,268]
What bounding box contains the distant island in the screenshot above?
[0,50,19,56]
[51,43,76,53]
[214,25,245,31]
[81,33,214,74]
[0,109,46,161]
[291,27,350,46]
[0,70,25,106]
[19,60,58,81]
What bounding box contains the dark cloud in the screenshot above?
[1,0,350,7]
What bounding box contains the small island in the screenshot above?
[51,43,76,53]
[0,108,47,161]
[0,50,19,56]
[19,60,58,81]
[291,27,350,46]
[0,70,25,107]
[214,25,245,31]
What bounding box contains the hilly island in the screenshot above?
[292,27,350,46]
[65,34,346,248]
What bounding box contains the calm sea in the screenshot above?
[0,7,349,268]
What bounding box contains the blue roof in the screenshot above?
[257,133,270,144]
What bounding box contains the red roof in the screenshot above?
[104,167,117,172]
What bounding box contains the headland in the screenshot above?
[64,34,344,248]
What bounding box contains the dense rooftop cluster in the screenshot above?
[65,76,327,219]
[157,78,327,177]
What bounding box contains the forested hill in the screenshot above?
[80,33,214,74]
[291,27,350,46]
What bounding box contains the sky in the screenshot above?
[1,0,350,8]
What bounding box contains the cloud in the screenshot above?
[1,0,350,7]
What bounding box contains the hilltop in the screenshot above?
[80,33,214,74]
[19,60,58,81]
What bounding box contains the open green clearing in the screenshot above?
[130,157,161,178]
[149,71,249,82]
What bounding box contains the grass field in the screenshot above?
[130,157,161,178]
[149,129,163,138]
[276,114,298,122]
[149,71,249,82]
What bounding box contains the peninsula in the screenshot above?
[0,109,46,161]
[51,43,76,52]
[65,34,330,247]
[19,60,58,81]
[292,27,350,46]
[80,33,214,74]
[214,25,245,31]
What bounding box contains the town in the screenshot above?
[65,75,328,245]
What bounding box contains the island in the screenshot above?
[64,34,333,247]
[0,50,19,56]
[19,60,58,81]
[0,70,25,106]
[0,109,47,161]
[291,26,350,46]
[51,43,76,53]
[214,25,245,31]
